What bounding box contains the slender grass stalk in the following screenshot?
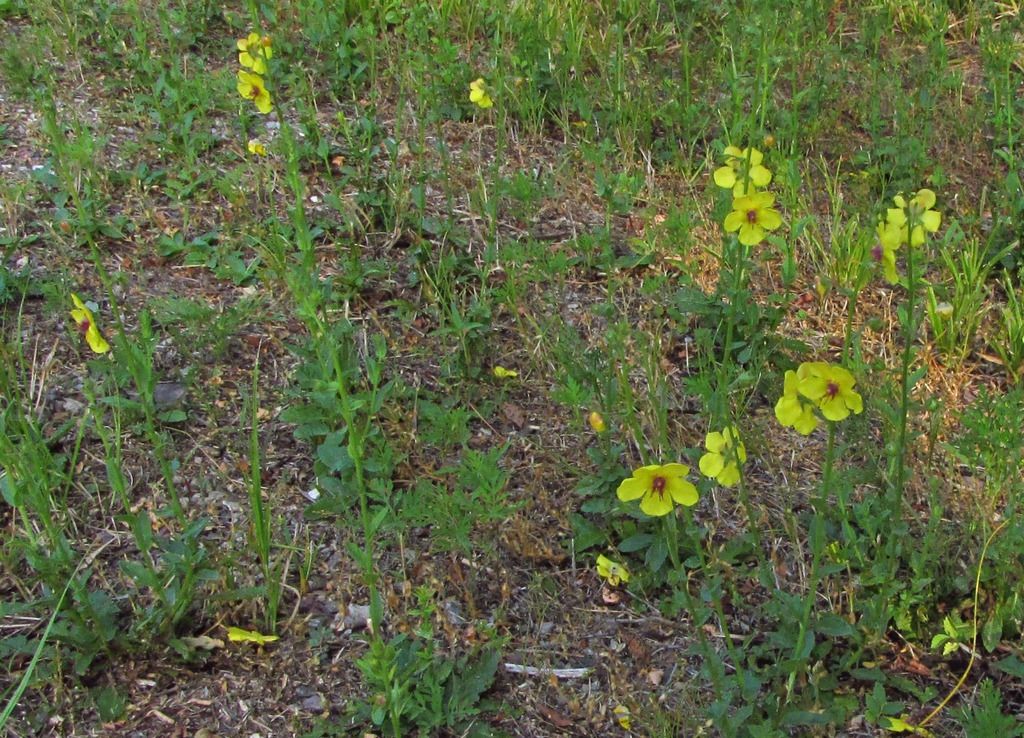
[246,357,279,630]
[0,575,71,730]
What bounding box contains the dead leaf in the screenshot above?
[536,703,573,728]
[502,402,526,429]
[624,633,650,665]
[601,586,624,605]
[181,635,224,651]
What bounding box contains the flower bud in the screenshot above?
[588,411,606,433]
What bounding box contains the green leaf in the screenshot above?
[645,537,667,572]
[618,533,653,553]
[815,613,855,637]
[570,514,606,552]
[130,509,153,552]
[316,431,350,473]
[994,654,1024,679]
[92,686,126,721]
[959,680,1022,737]
[447,646,501,722]
[982,612,1003,653]
[158,409,187,423]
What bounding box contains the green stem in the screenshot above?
[787,422,836,701]
[888,214,920,579]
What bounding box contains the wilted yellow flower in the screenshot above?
[469,77,493,109]
[237,70,272,114]
[588,411,607,433]
[70,293,111,354]
[247,139,267,156]
[713,146,772,196]
[698,426,746,487]
[226,626,278,645]
[617,463,698,517]
[237,32,273,74]
[613,704,632,730]
[723,191,783,246]
[596,555,629,586]
[492,365,518,378]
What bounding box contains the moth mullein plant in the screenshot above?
[469,77,493,109]
[237,70,273,114]
[616,463,698,517]
[237,32,272,74]
[775,361,863,434]
[698,426,747,487]
[713,145,772,196]
[724,191,783,246]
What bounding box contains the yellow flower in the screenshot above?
[797,362,863,422]
[70,293,111,354]
[713,146,772,196]
[873,221,902,284]
[616,463,698,517]
[885,188,941,246]
[613,705,632,730]
[774,368,819,435]
[723,191,783,246]
[588,411,607,433]
[237,32,272,74]
[492,365,518,378]
[596,555,629,586]
[698,426,746,487]
[469,78,493,109]
[237,70,272,114]
[247,139,267,156]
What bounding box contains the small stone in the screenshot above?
[300,694,324,712]
[62,397,86,414]
[343,604,371,630]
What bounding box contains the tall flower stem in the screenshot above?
[666,512,742,738]
[786,422,836,702]
[885,212,921,585]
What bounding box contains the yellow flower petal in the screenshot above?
[716,463,741,487]
[921,210,941,232]
[616,475,649,502]
[666,477,698,507]
[912,188,936,210]
[699,451,725,478]
[704,430,726,454]
[640,488,675,516]
[713,165,737,189]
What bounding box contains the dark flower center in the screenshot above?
[871,244,883,261]
[651,476,666,496]
[77,319,91,336]
[746,209,758,224]
[826,381,840,398]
